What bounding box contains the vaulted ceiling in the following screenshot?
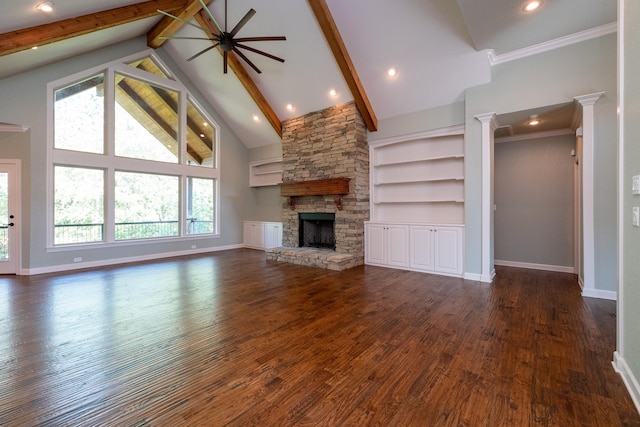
[0,0,617,148]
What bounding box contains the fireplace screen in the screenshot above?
[299,213,336,250]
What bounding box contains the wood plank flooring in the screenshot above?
[0,248,638,426]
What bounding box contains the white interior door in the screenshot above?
[0,161,20,274]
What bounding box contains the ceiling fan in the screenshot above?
[158,0,286,74]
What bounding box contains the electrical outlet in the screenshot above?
[633,175,640,195]
[633,207,640,227]
[73,257,82,262]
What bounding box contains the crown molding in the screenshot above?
[488,22,618,66]
[495,128,575,143]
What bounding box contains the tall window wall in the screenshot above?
[48,54,219,247]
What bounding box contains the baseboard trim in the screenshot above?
[582,288,617,301]
[613,351,640,415]
[20,244,244,275]
[494,259,575,273]
[464,272,481,281]
[463,271,494,283]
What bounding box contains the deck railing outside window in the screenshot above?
[53,220,214,244]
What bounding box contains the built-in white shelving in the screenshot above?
[369,125,465,225]
[249,157,283,187]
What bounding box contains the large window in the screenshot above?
[48,54,219,247]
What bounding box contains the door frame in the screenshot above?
[0,159,21,275]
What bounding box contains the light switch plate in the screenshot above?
[633,175,640,195]
[633,207,640,227]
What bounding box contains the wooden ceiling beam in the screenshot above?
[307,0,377,132]
[194,10,283,138]
[0,0,187,57]
[147,0,213,49]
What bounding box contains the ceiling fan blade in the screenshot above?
[197,0,223,34]
[223,51,228,74]
[232,47,262,74]
[187,43,220,61]
[234,36,286,42]
[234,43,285,63]
[159,36,217,41]
[157,9,216,37]
[229,9,256,37]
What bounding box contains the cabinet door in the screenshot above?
[264,223,282,249]
[243,222,265,249]
[365,223,387,265]
[410,225,434,271]
[386,224,409,267]
[434,226,462,275]
[243,222,255,247]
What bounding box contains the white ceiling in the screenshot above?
[0,0,617,148]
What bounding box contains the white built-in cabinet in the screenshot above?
[364,223,409,268]
[366,125,465,277]
[249,157,282,187]
[365,222,463,276]
[409,225,463,276]
[243,221,282,250]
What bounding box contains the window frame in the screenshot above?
[46,51,220,250]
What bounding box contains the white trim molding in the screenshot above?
[474,112,498,283]
[21,244,243,275]
[574,92,604,294]
[0,122,29,132]
[494,259,575,274]
[613,351,640,414]
[582,288,617,301]
[488,22,618,65]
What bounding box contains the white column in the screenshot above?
[574,92,604,293]
[475,112,498,283]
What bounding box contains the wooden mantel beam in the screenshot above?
[0,0,187,57]
[147,0,213,49]
[307,0,378,132]
[194,10,283,138]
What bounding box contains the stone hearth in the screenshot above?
[266,101,369,270]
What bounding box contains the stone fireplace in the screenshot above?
[266,101,369,270]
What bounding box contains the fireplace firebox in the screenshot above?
[299,213,336,250]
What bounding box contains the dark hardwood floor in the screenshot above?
[0,248,638,426]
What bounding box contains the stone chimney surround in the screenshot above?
[266,101,369,271]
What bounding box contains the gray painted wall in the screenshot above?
[0,37,253,271]
[494,134,575,267]
[622,0,640,399]
[465,33,617,290]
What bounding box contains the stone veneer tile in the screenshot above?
[277,101,369,270]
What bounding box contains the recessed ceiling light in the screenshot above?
[252,114,261,122]
[523,0,542,12]
[36,2,54,12]
[203,122,208,127]
[200,133,205,138]
[31,46,38,50]
[329,89,337,97]
[527,115,540,126]
[286,104,295,112]
[386,67,398,79]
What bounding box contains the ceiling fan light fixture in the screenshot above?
[36,2,54,13]
[523,1,542,13]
